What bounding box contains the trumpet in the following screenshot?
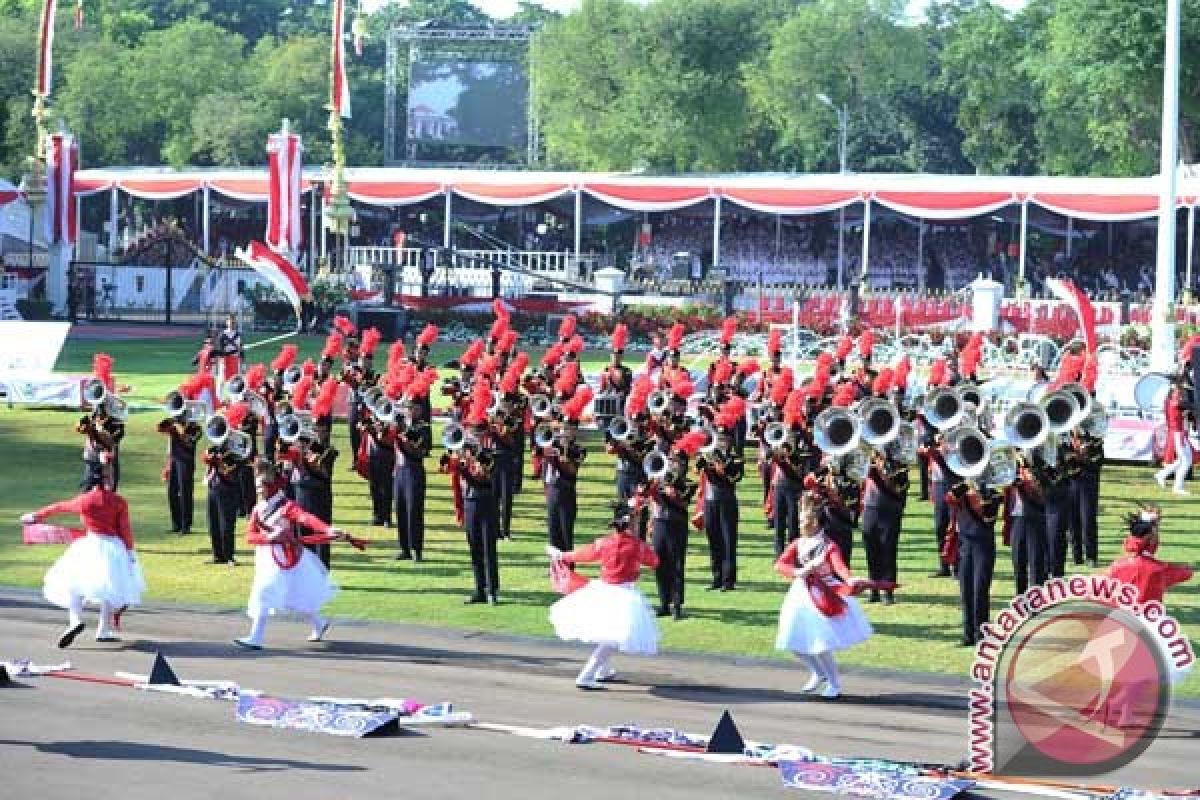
[814,407,861,456]
[204,412,232,446]
[945,425,990,479]
[373,397,399,425]
[1040,390,1080,435]
[278,411,316,444]
[1004,402,1049,450]
[164,390,187,418]
[923,386,964,431]
[529,393,554,419]
[83,377,108,407]
[859,397,900,447]
[607,415,635,441]
[647,389,671,416]
[442,422,478,452]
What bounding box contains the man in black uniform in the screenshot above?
[1068,428,1104,568]
[1043,437,1071,578]
[460,419,500,605]
[861,449,906,604]
[203,441,242,564]
[216,313,243,388]
[607,420,648,504]
[159,407,201,534]
[491,400,524,541]
[289,426,338,569]
[78,403,124,491]
[1009,451,1047,594]
[700,426,743,592]
[770,421,812,556]
[951,480,1000,646]
[362,404,395,527]
[652,449,695,620]
[394,400,432,561]
[541,418,585,551]
[923,432,957,577]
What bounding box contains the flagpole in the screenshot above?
[1151,0,1181,371]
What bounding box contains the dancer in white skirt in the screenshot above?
[548,504,660,690]
[774,491,877,699]
[234,460,365,650]
[22,462,145,647]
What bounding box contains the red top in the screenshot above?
[35,488,134,550]
[1165,390,1185,433]
[563,532,659,584]
[774,537,853,583]
[1107,536,1193,604]
[245,494,338,570]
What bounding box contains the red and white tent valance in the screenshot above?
[720,187,860,215]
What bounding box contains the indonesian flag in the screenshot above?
[45,132,78,246]
[1046,277,1097,354]
[330,0,351,119]
[266,130,303,255]
[36,0,58,97]
[74,0,84,30]
[236,241,311,324]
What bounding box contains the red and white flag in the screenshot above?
[236,241,311,323]
[36,0,59,97]
[266,130,303,255]
[330,0,351,119]
[1046,277,1097,354]
[74,0,84,30]
[45,132,78,246]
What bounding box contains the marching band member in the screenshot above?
[234,459,365,650]
[393,372,435,561]
[610,376,652,503]
[699,404,745,592]
[79,353,125,490]
[286,378,339,569]
[23,460,145,647]
[600,323,634,411]
[651,430,704,620]
[1007,450,1048,594]
[492,358,527,541]
[948,478,1000,647]
[861,443,906,605]
[542,387,592,551]
[1154,379,1192,496]
[768,384,809,556]
[1044,435,1072,578]
[203,402,250,565]
[158,389,201,535]
[264,344,299,460]
[921,428,957,578]
[360,393,396,528]
[774,490,874,700]
[548,502,661,690]
[657,323,687,389]
[751,331,787,505]
[1067,427,1104,568]
[447,384,502,605]
[216,313,243,388]
[411,324,439,421]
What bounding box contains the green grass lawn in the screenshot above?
[2,331,1197,696]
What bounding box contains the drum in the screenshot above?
[1133,372,1172,414]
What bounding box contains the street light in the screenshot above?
[817,93,849,291]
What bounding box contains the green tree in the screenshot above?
[188,91,267,166]
[746,0,925,173]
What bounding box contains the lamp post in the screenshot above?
[817,93,849,291]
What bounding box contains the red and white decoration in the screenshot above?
[330,0,351,119]
[235,241,311,321]
[266,129,303,255]
[35,0,58,98]
[45,132,78,246]
[1045,277,1098,354]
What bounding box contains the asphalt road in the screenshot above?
[1,588,1196,800]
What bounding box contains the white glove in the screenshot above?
[20,513,35,525]
[545,545,562,560]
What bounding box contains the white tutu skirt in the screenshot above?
[775,578,872,655]
[43,533,146,609]
[550,580,660,655]
[247,546,337,619]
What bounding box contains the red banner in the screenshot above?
[266,131,303,254]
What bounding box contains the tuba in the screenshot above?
[642,448,670,481]
[1081,406,1109,438]
[1059,382,1092,429]
[923,386,964,431]
[647,389,672,416]
[983,442,1018,489]
[859,397,900,447]
[814,407,861,456]
[529,393,554,419]
[83,377,108,407]
[763,421,792,450]
[945,425,990,478]
[607,415,634,441]
[885,420,918,465]
[837,444,872,482]
[205,412,231,446]
[1040,390,1080,435]
[278,411,315,444]
[1004,402,1050,450]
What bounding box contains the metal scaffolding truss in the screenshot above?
[384,25,535,166]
